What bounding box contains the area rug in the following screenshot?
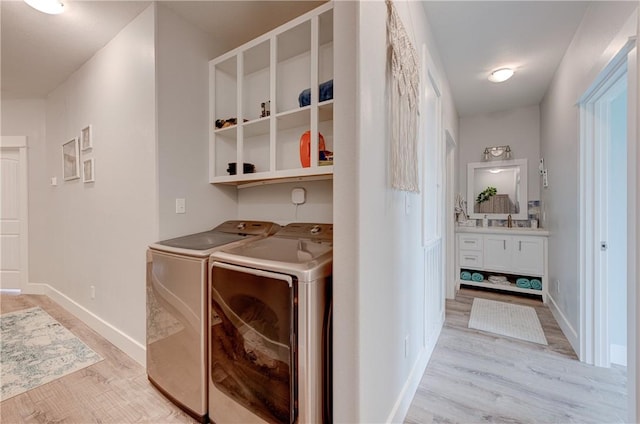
[0,307,103,400]
[468,298,548,345]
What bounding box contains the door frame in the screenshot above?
[0,136,29,292]
[578,38,637,421]
[444,129,456,299]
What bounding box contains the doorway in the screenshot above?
[0,136,29,293]
[579,40,636,420]
[606,80,628,366]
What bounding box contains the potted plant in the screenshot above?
[476,186,497,204]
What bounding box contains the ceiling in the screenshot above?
[422,1,591,117]
[2,0,592,117]
[1,0,324,99]
[1,1,150,98]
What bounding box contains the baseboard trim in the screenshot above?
[386,318,443,423]
[25,282,146,366]
[610,344,627,366]
[547,292,579,355]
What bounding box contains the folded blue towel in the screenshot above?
[319,79,333,102]
[530,279,542,290]
[471,272,484,282]
[460,271,472,281]
[516,278,531,289]
[298,79,334,107]
[299,88,310,107]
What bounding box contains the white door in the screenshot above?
[1,143,28,291]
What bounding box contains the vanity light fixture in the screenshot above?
[24,0,64,14]
[483,145,512,161]
[488,68,514,83]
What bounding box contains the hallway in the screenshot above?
[405,288,627,423]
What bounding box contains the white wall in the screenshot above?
[540,1,638,353]
[332,1,458,421]
[156,5,238,239]
[458,104,541,204]
[237,180,332,225]
[24,5,157,363]
[332,1,359,422]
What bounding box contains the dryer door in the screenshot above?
[210,262,296,424]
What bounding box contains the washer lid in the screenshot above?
[155,230,248,251]
[153,220,280,252]
[221,236,332,264]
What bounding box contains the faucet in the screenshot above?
[507,214,513,228]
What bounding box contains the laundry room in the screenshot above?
[4,1,341,422]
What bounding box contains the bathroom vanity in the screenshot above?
[456,226,549,302]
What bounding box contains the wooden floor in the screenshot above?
[0,293,197,424]
[1,290,628,423]
[405,287,628,424]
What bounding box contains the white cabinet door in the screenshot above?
[512,236,544,276]
[483,235,512,271]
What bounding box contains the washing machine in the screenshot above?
[146,220,280,423]
[208,223,333,424]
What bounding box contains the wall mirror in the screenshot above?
[467,159,528,220]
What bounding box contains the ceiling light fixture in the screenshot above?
[24,0,64,15]
[488,68,514,83]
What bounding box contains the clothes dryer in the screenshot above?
[146,220,280,423]
[208,223,333,424]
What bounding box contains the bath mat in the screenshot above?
[0,307,103,400]
[468,298,548,345]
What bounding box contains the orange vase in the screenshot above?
[299,131,325,168]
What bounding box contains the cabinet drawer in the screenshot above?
[459,250,483,268]
[459,235,483,251]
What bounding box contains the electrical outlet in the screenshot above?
[556,279,560,292]
[175,198,186,214]
[90,285,95,299]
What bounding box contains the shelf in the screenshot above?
[459,279,543,296]
[319,100,334,122]
[277,20,311,63]
[243,40,270,75]
[243,117,270,138]
[209,3,333,188]
[210,166,333,188]
[276,107,311,131]
[214,124,238,137]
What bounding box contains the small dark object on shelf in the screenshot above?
[215,118,248,129]
[227,162,256,175]
[260,101,271,118]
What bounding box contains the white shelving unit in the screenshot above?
[209,2,334,187]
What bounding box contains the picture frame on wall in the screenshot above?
[81,124,92,151]
[83,158,95,183]
[62,138,80,181]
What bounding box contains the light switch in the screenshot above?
[50,177,57,186]
[175,198,186,214]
